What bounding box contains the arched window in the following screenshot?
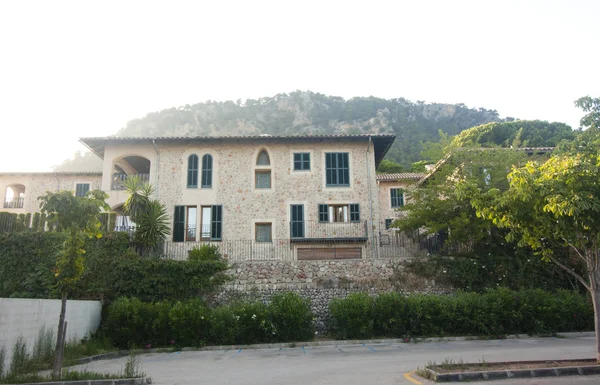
[255,149,271,189]
[201,154,213,188]
[257,150,270,166]
[187,154,199,188]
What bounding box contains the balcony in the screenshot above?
[290,220,368,242]
[111,173,150,190]
[3,197,24,209]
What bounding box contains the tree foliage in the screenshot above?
[123,176,170,253]
[451,120,575,149]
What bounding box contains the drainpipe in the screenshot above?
[152,140,160,199]
[365,136,378,259]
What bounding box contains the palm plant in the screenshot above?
[123,176,170,255]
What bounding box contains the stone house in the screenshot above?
[3,134,431,260]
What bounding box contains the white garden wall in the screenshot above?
[0,298,102,369]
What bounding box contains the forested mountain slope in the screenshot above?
[116,91,502,167]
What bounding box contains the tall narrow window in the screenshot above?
[211,205,223,240]
[290,204,304,238]
[200,205,223,240]
[349,204,360,222]
[255,149,272,189]
[173,206,185,242]
[391,188,404,208]
[318,204,329,222]
[325,153,350,186]
[201,154,213,188]
[75,183,90,197]
[187,154,199,188]
[186,206,197,241]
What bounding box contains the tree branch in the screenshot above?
[550,256,591,292]
[563,238,588,263]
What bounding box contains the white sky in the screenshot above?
[0,0,598,172]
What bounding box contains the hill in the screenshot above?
[116,91,502,167]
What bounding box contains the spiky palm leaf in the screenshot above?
[134,200,170,252]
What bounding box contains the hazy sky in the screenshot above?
[0,0,598,171]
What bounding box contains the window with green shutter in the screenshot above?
[201,154,213,188]
[187,154,199,188]
[391,188,404,208]
[290,204,304,238]
[349,204,360,222]
[319,204,329,222]
[211,205,222,240]
[173,206,186,242]
[293,153,310,171]
[325,152,350,186]
[75,183,90,197]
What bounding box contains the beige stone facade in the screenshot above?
[0,172,102,213]
[2,134,430,260]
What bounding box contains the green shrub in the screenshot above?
[189,245,221,262]
[231,301,274,344]
[102,297,173,349]
[9,337,32,377]
[209,306,239,345]
[328,289,593,340]
[0,232,230,302]
[268,292,314,342]
[169,299,210,347]
[329,293,374,339]
[372,292,408,337]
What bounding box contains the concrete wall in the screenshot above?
[0,298,102,368]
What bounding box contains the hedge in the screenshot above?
[329,288,593,339]
[102,292,315,348]
[0,232,230,302]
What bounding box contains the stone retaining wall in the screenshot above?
[216,258,450,332]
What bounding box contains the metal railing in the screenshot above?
[290,220,368,240]
[3,197,24,209]
[111,173,150,190]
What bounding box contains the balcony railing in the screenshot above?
[290,220,368,241]
[111,173,150,190]
[3,197,24,209]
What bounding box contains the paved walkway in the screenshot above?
[70,336,598,385]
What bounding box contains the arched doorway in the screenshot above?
[4,184,25,208]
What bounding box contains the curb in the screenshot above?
[427,364,600,382]
[74,351,120,365]
[5,378,146,385]
[115,331,595,354]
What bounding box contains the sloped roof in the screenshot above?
[80,134,396,167]
[376,173,425,181]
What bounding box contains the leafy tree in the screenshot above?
[468,98,600,362]
[395,148,530,249]
[451,120,575,149]
[123,176,170,255]
[38,190,109,379]
[376,159,404,173]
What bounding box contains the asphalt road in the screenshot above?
[70,336,598,385]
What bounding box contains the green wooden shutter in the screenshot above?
[211,205,222,240]
[318,204,329,222]
[202,154,213,188]
[187,155,198,188]
[290,204,304,238]
[173,206,185,242]
[349,204,360,222]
